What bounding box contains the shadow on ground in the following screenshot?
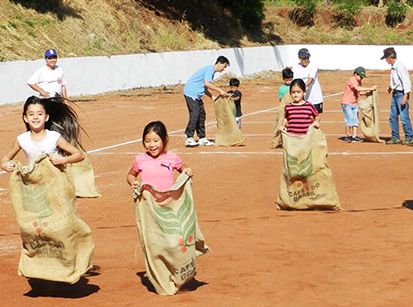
[25,277,100,298]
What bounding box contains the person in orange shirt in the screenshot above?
[341,67,377,143]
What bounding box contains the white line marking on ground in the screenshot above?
[91,151,413,156]
[242,120,389,124]
[87,91,347,154]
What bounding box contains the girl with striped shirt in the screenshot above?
[279,78,320,135]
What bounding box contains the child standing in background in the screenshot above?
[227,78,243,129]
[341,66,377,143]
[279,79,320,135]
[127,121,193,191]
[278,67,294,101]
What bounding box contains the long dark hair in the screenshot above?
[22,95,85,150]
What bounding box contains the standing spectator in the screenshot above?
[28,48,68,99]
[381,47,413,145]
[292,48,324,114]
[183,56,230,147]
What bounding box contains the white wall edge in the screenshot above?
[0,44,409,105]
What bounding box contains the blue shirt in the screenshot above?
[184,65,215,99]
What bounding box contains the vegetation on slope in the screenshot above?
[1,0,413,61]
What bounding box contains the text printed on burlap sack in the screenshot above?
[174,258,196,282]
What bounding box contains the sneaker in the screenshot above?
[185,137,199,147]
[343,136,352,143]
[386,138,402,145]
[404,139,413,146]
[351,136,363,143]
[198,138,214,146]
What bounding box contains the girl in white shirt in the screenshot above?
[1,96,83,172]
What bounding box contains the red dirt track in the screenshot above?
[1,71,413,306]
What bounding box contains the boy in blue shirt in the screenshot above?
[183,56,230,147]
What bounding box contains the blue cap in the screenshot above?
[298,48,310,58]
[44,49,58,58]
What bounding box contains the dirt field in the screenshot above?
[1,70,413,307]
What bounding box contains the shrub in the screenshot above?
[332,0,362,29]
[386,0,407,27]
[288,0,317,26]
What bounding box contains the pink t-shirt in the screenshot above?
[341,76,361,105]
[132,151,184,191]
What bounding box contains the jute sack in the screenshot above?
[134,173,208,295]
[358,91,384,143]
[67,153,101,198]
[276,126,341,210]
[214,97,245,146]
[9,155,94,283]
[271,94,292,149]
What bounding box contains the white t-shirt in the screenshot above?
[292,61,323,105]
[27,65,66,97]
[17,130,61,163]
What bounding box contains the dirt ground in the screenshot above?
[1,70,413,307]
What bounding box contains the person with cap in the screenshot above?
[341,66,377,143]
[27,48,68,99]
[292,48,324,114]
[381,47,413,145]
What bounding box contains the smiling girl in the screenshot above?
[1,96,83,171]
[127,121,193,191]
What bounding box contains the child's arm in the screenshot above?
[177,163,194,177]
[1,140,21,172]
[51,137,84,165]
[312,115,321,128]
[278,118,288,131]
[355,84,377,94]
[127,167,140,188]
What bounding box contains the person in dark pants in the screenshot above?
[183,56,230,147]
[381,47,413,145]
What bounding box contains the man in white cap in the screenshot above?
[292,48,324,114]
[27,48,68,99]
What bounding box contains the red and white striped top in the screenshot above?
[284,101,318,135]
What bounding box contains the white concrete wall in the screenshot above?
[1,44,411,105]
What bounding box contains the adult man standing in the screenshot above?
[292,48,324,114]
[381,47,413,145]
[28,48,68,99]
[183,56,230,147]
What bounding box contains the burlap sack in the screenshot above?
[134,173,208,295]
[67,153,101,198]
[214,97,245,146]
[9,155,94,283]
[276,126,341,210]
[271,94,292,149]
[358,91,383,143]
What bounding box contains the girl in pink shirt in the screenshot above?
[127,121,193,191]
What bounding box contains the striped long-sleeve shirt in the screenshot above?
[284,101,319,135]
